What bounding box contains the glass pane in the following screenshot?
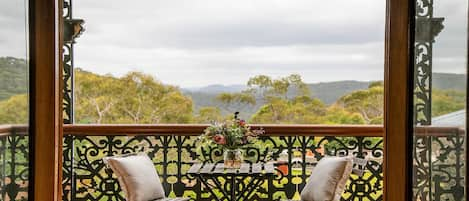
[73,0,385,124]
[0,0,30,200]
[412,0,467,200]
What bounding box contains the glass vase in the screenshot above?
[224,149,243,169]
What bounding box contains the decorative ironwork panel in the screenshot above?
[63,43,74,125]
[62,0,85,199]
[413,135,432,201]
[0,134,6,200]
[413,0,444,126]
[431,133,465,201]
[414,40,433,125]
[0,131,29,201]
[413,132,466,201]
[413,0,446,200]
[63,135,75,201]
[414,0,433,126]
[65,134,384,201]
[62,0,73,124]
[62,0,84,125]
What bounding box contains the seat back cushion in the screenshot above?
[300,156,353,201]
[104,153,165,201]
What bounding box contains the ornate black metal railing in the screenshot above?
[61,125,384,201]
[0,125,465,201]
[413,127,466,201]
[0,126,29,201]
[413,0,444,125]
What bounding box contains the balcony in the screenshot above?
[0,124,464,201]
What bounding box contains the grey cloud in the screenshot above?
[74,0,385,49]
[1,0,466,88]
[431,0,467,73]
[0,0,28,58]
[71,0,388,87]
[74,42,384,87]
[95,21,384,49]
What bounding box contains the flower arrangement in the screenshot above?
[198,112,264,168]
[198,112,264,150]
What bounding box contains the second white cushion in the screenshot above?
[300,156,353,201]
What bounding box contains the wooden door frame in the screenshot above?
[25,0,417,200]
[29,0,64,200]
[384,0,414,200]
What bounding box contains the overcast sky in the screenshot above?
[0,0,467,88]
[0,0,28,59]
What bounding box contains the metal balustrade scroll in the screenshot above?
[63,134,384,201]
[413,0,444,126]
[0,126,464,201]
[413,129,466,201]
[62,0,84,200]
[0,128,29,201]
[412,0,446,200]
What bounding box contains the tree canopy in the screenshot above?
[336,82,384,124]
[0,57,28,101]
[75,69,193,124]
[0,68,465,125]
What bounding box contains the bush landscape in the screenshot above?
[0,57,465,125]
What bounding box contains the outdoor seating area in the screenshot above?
[0,124,465,201]
[0,0,468,201]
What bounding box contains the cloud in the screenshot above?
[75,0,386,49]
[74,41,385,87]
[0,1,28,58]
[431,0,467,74]
[0,0,466,87]
[73,0,387,87]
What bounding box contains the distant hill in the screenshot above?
[183,74,467,117]
[185,84,246,94]
[183,81,374,118]
[433,73,467,91]
[308,81,373,104]
[184,74,467,105]
[0,55,466,110]
[184,81,374,105]
[0,57,28,100]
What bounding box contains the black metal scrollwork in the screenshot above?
[413,131,466,201]
[0,130,29,201]
[62,0,85,200]
[412,0,451,201]
[0,128,462,201]
[64,134,384,201]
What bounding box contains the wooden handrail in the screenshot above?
[0,124,464,137]
[0,125,13,134]
[62,124,384,137]
[414,126,465,136]
[0,124,28,136]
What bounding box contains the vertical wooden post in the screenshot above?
[29,0,63,200]
[384,0,414,200]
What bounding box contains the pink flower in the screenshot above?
[239,120,246,126]
[213,134,226,145]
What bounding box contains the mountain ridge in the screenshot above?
[1,57,466,106]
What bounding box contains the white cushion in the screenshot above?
[103,153,166,201]
[300,156,353,201]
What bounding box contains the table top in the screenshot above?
[187,162,276,176]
